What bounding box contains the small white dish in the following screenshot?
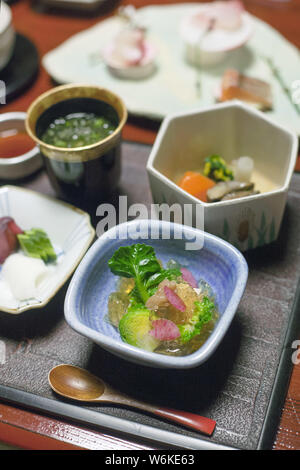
[0,2,15,71]
[180,4,254,66]
[41,3,300,135]
[0,112,43,180]
[103,41,157,80]
[0,186,95,314]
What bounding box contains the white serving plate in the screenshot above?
[42,3,300,135]
[0,186,95,314]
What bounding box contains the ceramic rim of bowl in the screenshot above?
[0,112,40,166]
[25,83,128,163]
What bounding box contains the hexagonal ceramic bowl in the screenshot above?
[64,219,248,369]
[146,102,298,251]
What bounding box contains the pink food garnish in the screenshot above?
[190,0,244,32]
[104,27,150,68]
[149,318,180,341]
[213,0,244,30]
[164,285,186,312]
[180,267,198,289]
[0,217,23,264]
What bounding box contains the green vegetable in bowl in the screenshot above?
[203,155,234,182]
[41,112,117,148]
[107,243,219,356]
[108,244,181,305]
[178,297,215,343]
[17,228,57,263]
[119,307,160,352]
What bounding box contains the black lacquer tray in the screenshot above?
[0,33,39,102]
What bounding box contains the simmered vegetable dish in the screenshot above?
[178,154,260,203]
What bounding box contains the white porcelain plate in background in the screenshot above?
[42,3,300,135]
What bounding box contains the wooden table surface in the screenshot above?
[0,0,300,451]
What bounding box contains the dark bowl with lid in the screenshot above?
[25,84,127,206]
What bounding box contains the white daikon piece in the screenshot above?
[2,253,48,301]
[234,156,254,182]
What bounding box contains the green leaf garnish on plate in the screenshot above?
[17,228,57,263]
[108,243,181,305]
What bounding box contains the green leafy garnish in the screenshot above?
[108,244,181,305]
[17,228,57,263]
[203,155,234,182]
[178,297,215,343]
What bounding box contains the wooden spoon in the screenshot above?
[48,364,216,436]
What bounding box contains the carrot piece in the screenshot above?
[178,171,215,202]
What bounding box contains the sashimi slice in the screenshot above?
[0,217,23,264]
[220,69,272,109]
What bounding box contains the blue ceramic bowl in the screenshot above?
[64,219,248,369]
